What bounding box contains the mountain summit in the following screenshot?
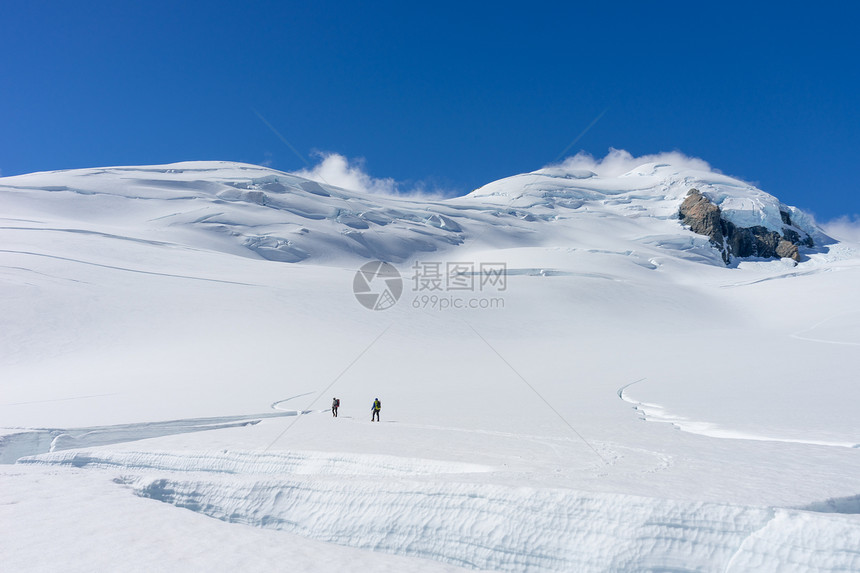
[0,155,831,267]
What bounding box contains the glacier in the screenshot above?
[1,156,859,571]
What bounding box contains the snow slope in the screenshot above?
[1,159,859,571]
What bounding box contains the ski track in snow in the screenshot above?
[719,267,833,288]
[0,392,120,407]
[789,335,860,347]
[0,249,260,286]
[0,226,180,248]
[617,379,860,449]
[375,419,673,475]
[788,310,860,347]
[271,392,318,411]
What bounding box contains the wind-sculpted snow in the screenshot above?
[470,161,826,246]
[801,495,860,514]
[0,162,496,264]
[618,378,860,449]
[0,163,473,264]
[117,472,858,572]
[14,445,860,571]
[0,412,306,463]
[20,449,493,476]
[0,158,829,266]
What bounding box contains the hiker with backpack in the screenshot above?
[371,397,381,422]
[332,397,340,417]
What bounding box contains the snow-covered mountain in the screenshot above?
[0,158,830,267]
[2,157,859,572]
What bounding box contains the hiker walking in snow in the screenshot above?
[332,397,340,417]
[371,398,381,422]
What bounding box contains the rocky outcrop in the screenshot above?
[678,190,724,248]
[679,189,811,264]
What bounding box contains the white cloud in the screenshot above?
[292,148,724,200]
[821,215,860,243]
[291,152,450,200]
[545,148,716,178]
[292,152,397,195]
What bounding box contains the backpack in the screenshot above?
[336,399,340,408]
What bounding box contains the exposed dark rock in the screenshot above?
[726,224,780,259]
[776,240,799,260]
[678,189,811,265]
[679,190,724,246]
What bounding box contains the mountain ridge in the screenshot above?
[0,159,834,267]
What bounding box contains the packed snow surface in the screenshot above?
[1,159,859,571]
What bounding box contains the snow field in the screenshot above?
[19,448,860,572]
[2,159,860,571]
[0,465,469,573]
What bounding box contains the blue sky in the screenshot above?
[2,1,858,221]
